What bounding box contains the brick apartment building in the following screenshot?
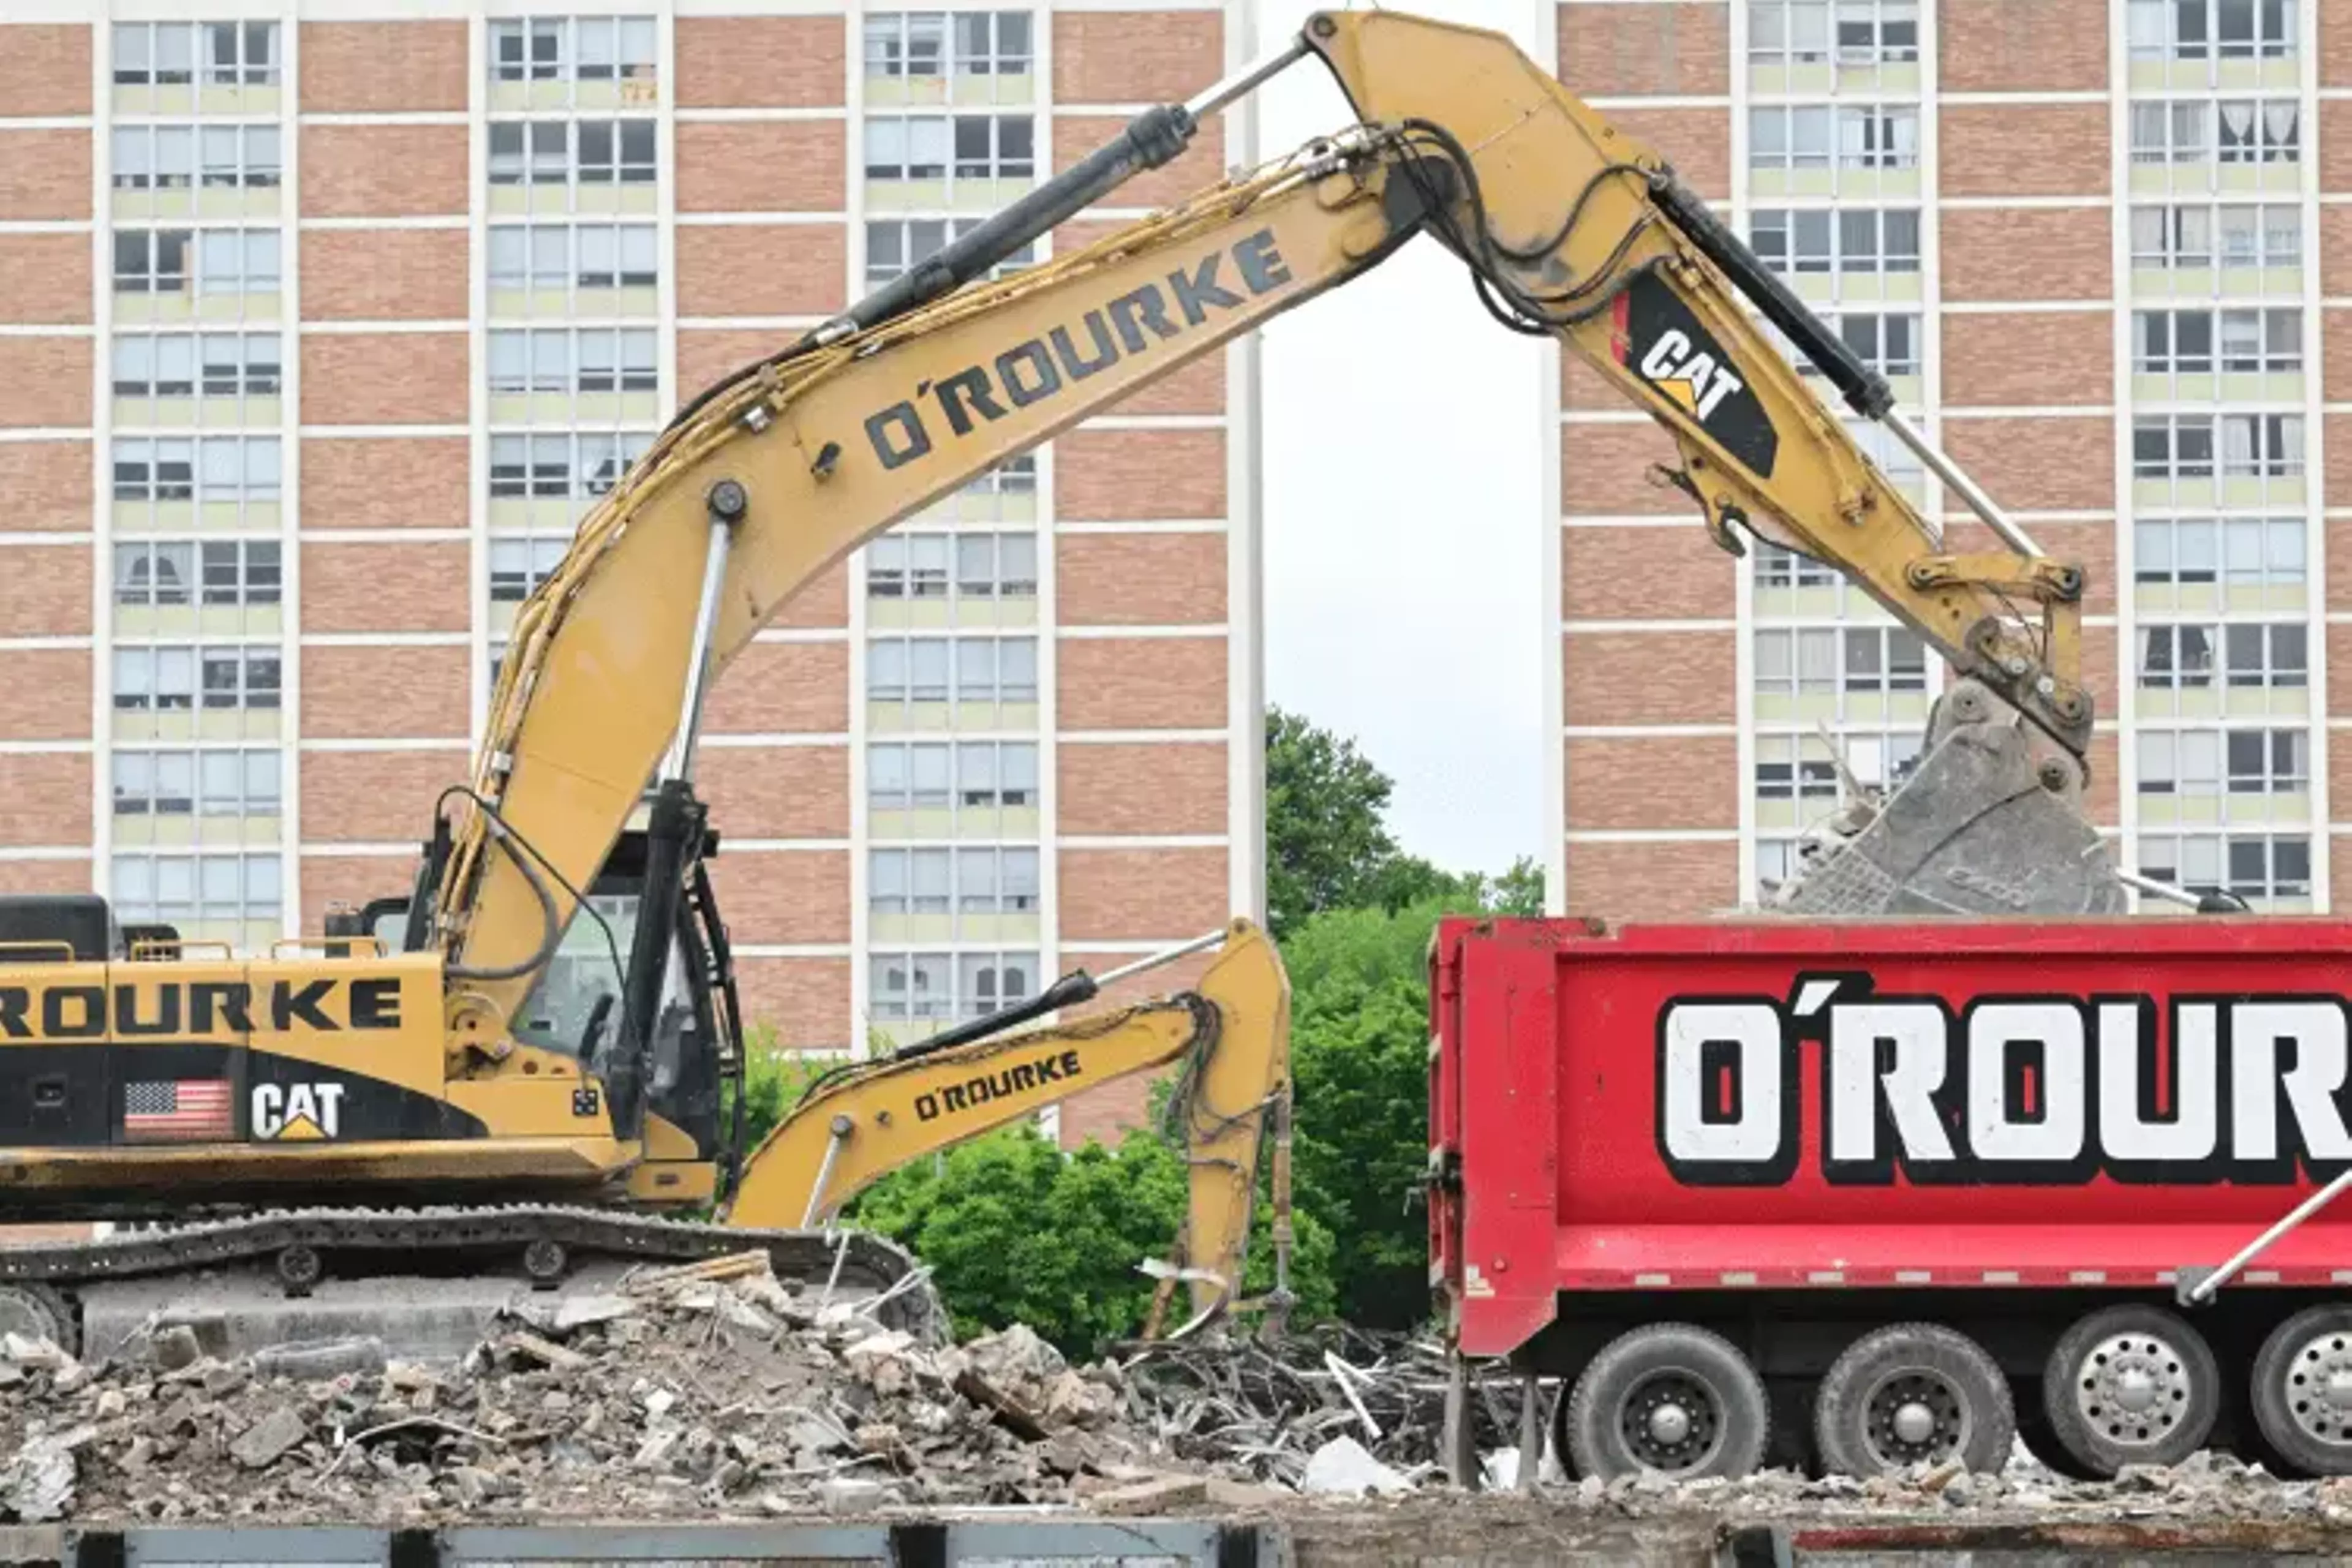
[0,0,1262,1142]
[1551,0,2352,924]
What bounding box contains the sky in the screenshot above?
[1248,0,1554,878]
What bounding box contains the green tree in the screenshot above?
[1283,896,1457,1330]
[1264,706,1404,938]
[853,1125,1335,1354]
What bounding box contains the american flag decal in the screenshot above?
[123,1079,234,1142]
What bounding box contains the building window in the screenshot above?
[113,645,280,711]
[114,748,281,816]
[965,454,1037,497]
[2135,518,2305,591]
[868,638,950,704]
[199,540,281,607]
[2140,833,2309,901]
[113,541,279,608]
[1754,541,1838,590]
[954,636,1038,702]
[869,740,1039,811]
[2138,621,2305,688]
[490,17,659,88]
[489,119,657,187]
[1822,314,1919,377]
[867,635,1038,705]
[863,218,1036,288]
[1749,208,1920,276]
[2142,728,2308,796]
[201,646,281,709]
[864,12,1035,80]
[114,333,281,401]
[115,230,281,296]
[869,846,1039,916]
[1751,107,1918,173]
[111,853,284,924]
[1754,736,1840,808]
[114,23,279,87]
[2134,307,2300,374]
[1751,107,1833,171]
[2133,413,2303,478]
[1754,627,1928,697]
[867,531,1038,602]
[487,432,654,499]
[2131,99,2300,164]
[869,950,1039,1022]
[113,543,195,608]
[488,223,659,297]
[2128,0,2297,61]
[111,436,282,504]
[488,327,660,394]
[490,537,570,603]
[115,126,280,190]
[865,114,1036,183]
[2226,728,2308,793]
[1748,1,1919,66]
[2130,204,2302,271]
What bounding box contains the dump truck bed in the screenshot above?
[1430,915,2352,1359]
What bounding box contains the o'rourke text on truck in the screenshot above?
[1430,916,2352,1484]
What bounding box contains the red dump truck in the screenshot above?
[1429,915,2352,1485]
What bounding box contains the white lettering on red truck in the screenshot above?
[1656,973,2352,1186]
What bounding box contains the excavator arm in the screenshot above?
[423,9,2129,1085]
[728,920,1291,1337]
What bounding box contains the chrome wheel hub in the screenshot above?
[2075,1332,2193,1450]
[2285,1332,2352,1448]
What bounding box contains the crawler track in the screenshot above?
[0,1203,941,1339]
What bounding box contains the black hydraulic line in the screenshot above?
[1648,175,1894,420]
[666,103,1201,434]
[890,970,1104,1063]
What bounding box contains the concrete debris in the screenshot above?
[0,1253,1211,1525]
[1300,1437,1410,1498]
[10,1298,2350,1529]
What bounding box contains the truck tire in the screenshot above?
[1814,1322,2014,1479]
[2250,1305,2352,1477]
[2041,1305,2218,1477]
[1564,1322,1770,1481]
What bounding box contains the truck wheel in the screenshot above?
[2250,1305,2352,1477]
[1564,1323,1770,1481]
[2041,1305,2218,1477]
[1814,1323,2014,1478]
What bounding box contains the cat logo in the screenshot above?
[252,1082,345,1141]
[1638,329,1747,421]
[1608,273,1780,478]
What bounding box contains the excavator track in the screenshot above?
[0,1204,943,1349]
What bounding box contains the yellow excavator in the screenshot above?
[0,9,2128,1358]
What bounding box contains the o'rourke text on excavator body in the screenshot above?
[0,9,2123,1364]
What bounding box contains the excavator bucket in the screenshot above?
[1768,679,2130,919]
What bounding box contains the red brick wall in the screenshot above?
[300,21,467,112]
[1558,3,1729,96]
[1060,741,1226,837]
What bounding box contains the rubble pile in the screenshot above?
[1118,1325,1530,1489]
[0,1252,1223,1525]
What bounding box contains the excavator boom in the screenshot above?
[433,11,2121,1033]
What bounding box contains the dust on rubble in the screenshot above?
[0,1251,1194,1525]
[14,1267,2352,1531]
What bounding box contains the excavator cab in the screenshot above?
[355,826,747,1195]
